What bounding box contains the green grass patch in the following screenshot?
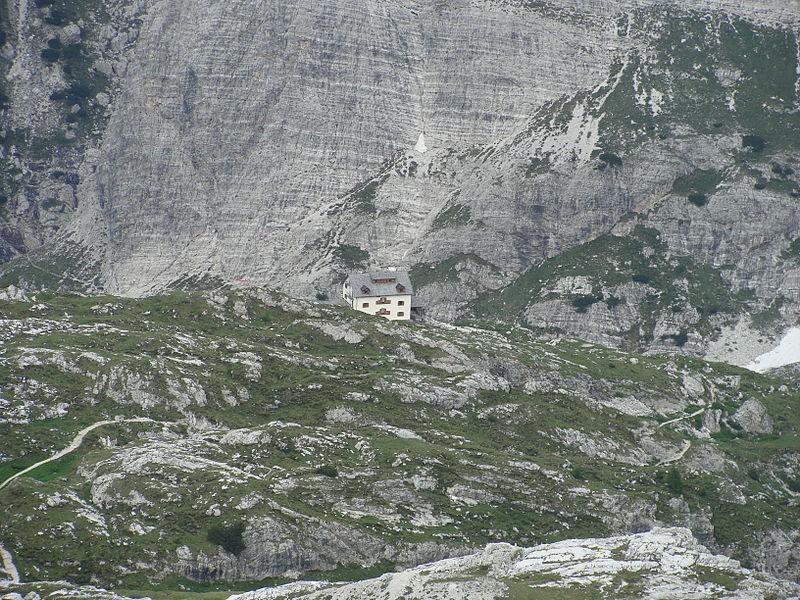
[344,174,388,215]
[302,560,394,582]
[334,244,370,269]
[431,204,471,230]
[695,566,743,591]
[0,454,47,484]
[25,452,80,482]
[503,581,602,600]
[410,253,500,289]
[470,225,739,350]
[116,591,236,600]
[672,169,723,197]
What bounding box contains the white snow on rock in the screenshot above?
[414,133,428,154]
[746,327,800,372]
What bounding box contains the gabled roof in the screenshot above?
[346,270,414,298]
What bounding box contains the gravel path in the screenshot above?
[0,417,168,584]
[657,408,704,429]
[0,417,156,491]
[657,440,692,466]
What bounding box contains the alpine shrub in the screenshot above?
[207,521,246,556]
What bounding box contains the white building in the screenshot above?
[342,270,414,321]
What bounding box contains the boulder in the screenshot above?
[733,399,773,434]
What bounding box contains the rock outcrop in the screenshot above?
[4,528,798,599]
[231,528,800,600]
[732,399,774,435]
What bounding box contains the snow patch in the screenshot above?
[746,327,800,372]
[414,132,428,154]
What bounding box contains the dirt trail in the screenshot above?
[0,417,156,491]
[658,408,704,429]
[657,440,692,466]
[0,417,173,584]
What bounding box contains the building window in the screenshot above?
[376,297,390,305]
[397,300,405,306]
[398,312,404,317]
[376,308,390,316]
[362,303,369,308]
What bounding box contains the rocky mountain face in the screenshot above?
[4,528,800,600]
[1,0,799,359]
[1,289,799,593]
[0,0,147,260]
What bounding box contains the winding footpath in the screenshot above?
[0,417,165,584]
[657,440,692,466]
[0,417,157,491]
[657,407,705,429]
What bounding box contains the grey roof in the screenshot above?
[346,270,414,298]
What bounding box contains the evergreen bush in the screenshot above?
[665,468,683,495]
[688,192,708,207]
[207,521,246,556]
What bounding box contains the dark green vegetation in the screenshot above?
[597,153,622,167]
[0,289,798,594]
[671,169,723,201]
[410,253,500,290]
[343,174,388,215]
[0,240,101,291]
[207,522,246,556]
[664,467,684,495]
[333,243,370,269]
[592,10,799,154]
[431,204,471,230]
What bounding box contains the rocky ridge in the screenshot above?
[228,527,800,600]
[2,528,799,600]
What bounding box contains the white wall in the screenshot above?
[353,294,412,320]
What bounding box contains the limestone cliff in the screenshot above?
[1,0,799,359]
